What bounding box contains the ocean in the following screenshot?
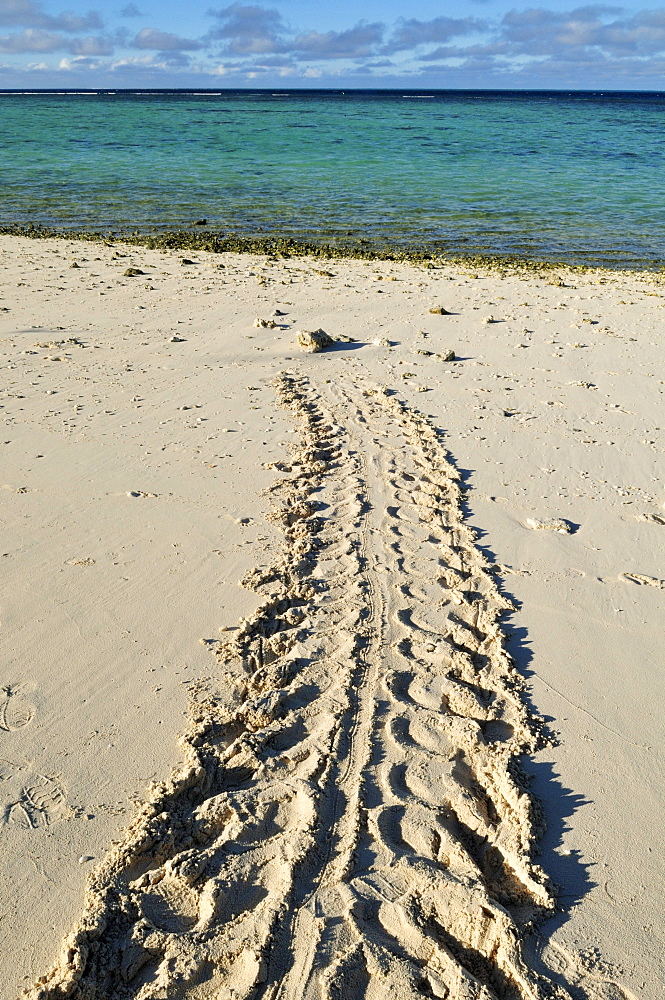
[0,88,664,268]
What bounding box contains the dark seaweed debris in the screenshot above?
[0,223,661,275]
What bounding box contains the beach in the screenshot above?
[1,233,663,999]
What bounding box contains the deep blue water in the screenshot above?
[0,89,664,267]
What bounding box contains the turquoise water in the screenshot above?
[0,89,664,267]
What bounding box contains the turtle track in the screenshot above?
[28,372,570,1000]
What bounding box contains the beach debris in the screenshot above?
[434,349,456,361]
[483,315,498,324]
[312,269,335,277]
[169,335,186,342]
[372,337,392,347]
[69,262,81,269]
[180,258,195,266]
[123,267,144,277]
[414,349,433,356]
[35,337,83,349]
[525,517,572,533]
[428,305,452,315]
[334,334,356,343]
[621,572,665,589]
[254,317,279,329]
[193,218,207,226]
[272,309,286,317]
[296,328,334,353]
[78,856,94,864]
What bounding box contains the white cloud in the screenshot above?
[386,15,488,53]
[1,3,665,87]
[0,1,103,31]
[0,26,121,55]
[0,28,64,52]
[207,3,286,54]
[70,34,116,56]
[501,6,665,58]
[290,23,385,60]
[132,27,202,51]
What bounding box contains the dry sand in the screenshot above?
[1,235,663,999]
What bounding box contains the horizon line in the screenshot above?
[0,86,664,94]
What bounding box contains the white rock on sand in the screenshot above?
[525,516,572,533]
[296,327,334,352]
[1,234,663,999]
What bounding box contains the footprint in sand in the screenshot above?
[0,684,35,732]
[0,759,69,829]
[541,941,640,1000]
[621,572,665,589]
[635,512,665,526]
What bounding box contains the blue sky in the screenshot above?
[0,0,664,88]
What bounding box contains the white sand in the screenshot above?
[1,235,662,999]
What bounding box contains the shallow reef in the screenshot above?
[2,222,653,275]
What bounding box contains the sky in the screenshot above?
[0,0,664,89]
